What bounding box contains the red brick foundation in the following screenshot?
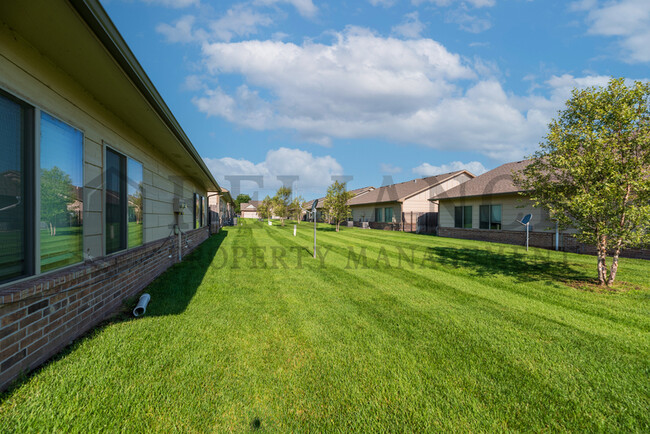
[0,227,210,392]
[437,227,650,260]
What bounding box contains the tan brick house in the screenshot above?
[0,0,220,391]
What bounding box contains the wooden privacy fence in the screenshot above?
[401,211,438,234]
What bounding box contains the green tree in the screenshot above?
[323,181,355,232]
[288,196,304,223]
[40,167,75,236]
[515,78,650,286]
[272,187,292,226]
[257,195,273,220]
[234,194,251,214]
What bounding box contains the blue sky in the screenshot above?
[100,0,649,200]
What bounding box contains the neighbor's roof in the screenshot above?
[0,0,219,192]
[240,201,261,211]
[348,171,472,206]
[305,186,375,210]
[432,160,532,200]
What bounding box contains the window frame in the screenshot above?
[454,205,472,229]
[479,204,501,230]
[0,88,93,284]
[374,207,382,223]
[104,145,145,255]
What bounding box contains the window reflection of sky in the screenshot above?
[127,158,142,195]
[40,112,83,187]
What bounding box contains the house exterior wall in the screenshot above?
[402,173,472,214]
[0,18,213,390]
[241,210,259,219]
[350,202,401,223]
[438,194,557,233]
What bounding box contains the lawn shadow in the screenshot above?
[142,230,228,317]
[0,231,228,400]
[429,245,590,284]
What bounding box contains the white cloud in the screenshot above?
[392,12,426,39]
[380,163,402,174]
[412,161,488,176]
[253,0,318,18]
[412,0,496,8]
[370,0,398,7]
[189,28,628,161]
[446,9,492,33]
[204,148,343,197]
[577,0,650,63]
[142,0,199,8]
[156,15,198,43]
[210,5,273,41]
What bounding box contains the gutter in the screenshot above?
[68,0,220,192]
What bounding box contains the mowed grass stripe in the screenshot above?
[1,221,648,431]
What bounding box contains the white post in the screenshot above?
[294,225,296,236]
[313,212,317,259]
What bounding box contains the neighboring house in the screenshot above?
[433,160,650,258]
[433,160,566,249]
[305,186,375,222]
[240,201,261,219]
[0,0,220,391]
[348,171,474,231]
[208,188,235,231]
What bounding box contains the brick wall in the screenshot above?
[0,227,209,392]
[438,227,650,260]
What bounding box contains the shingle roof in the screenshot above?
[240,200,262,211]
[432,160,532,200]
[348,171,471,206]
[306,186,375,209]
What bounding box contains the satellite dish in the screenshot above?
[311,199,318,212]
[520,213,532,225]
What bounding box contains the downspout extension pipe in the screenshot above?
[133,293,151,317]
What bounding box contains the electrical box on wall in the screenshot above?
[173,198,187,214]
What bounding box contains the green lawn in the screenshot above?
[1,219,649,431]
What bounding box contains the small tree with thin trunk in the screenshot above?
[288,196,304,223]
[323,181,355,232]
[272,187,292,226]
[514,78,650,286]
[257,195,273,220]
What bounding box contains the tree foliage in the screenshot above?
[272,187,292,226]
[41,167,76,236]
[323,181,355,232]
[288,196,305,223]
[257,195,273,220]
[234,194,251,214]
[514,78,650,286]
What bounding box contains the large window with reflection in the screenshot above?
[0,91,33,283]
[40,113,83,272]
[107,148,144,253]
[106,148,126,254]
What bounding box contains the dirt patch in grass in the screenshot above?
[565,278,646,294]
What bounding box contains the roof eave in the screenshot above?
[68,0,219,192]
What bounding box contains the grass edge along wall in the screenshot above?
[0,0,218,391]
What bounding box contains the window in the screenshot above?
[127,159,143,248]
[374,207,382,222]
[384,207,393,223]
[194,193,200,229]
[106,148,143,254]
[479,205,501,230]
[454,206,472,229]
[106,148,126,254]
[40,113,83,271]
[0,90,33,283]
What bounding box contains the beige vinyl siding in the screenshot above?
[439,194,558,232]
[0,22,205,260]
[402,173,473,214]
[350,202,401,222]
